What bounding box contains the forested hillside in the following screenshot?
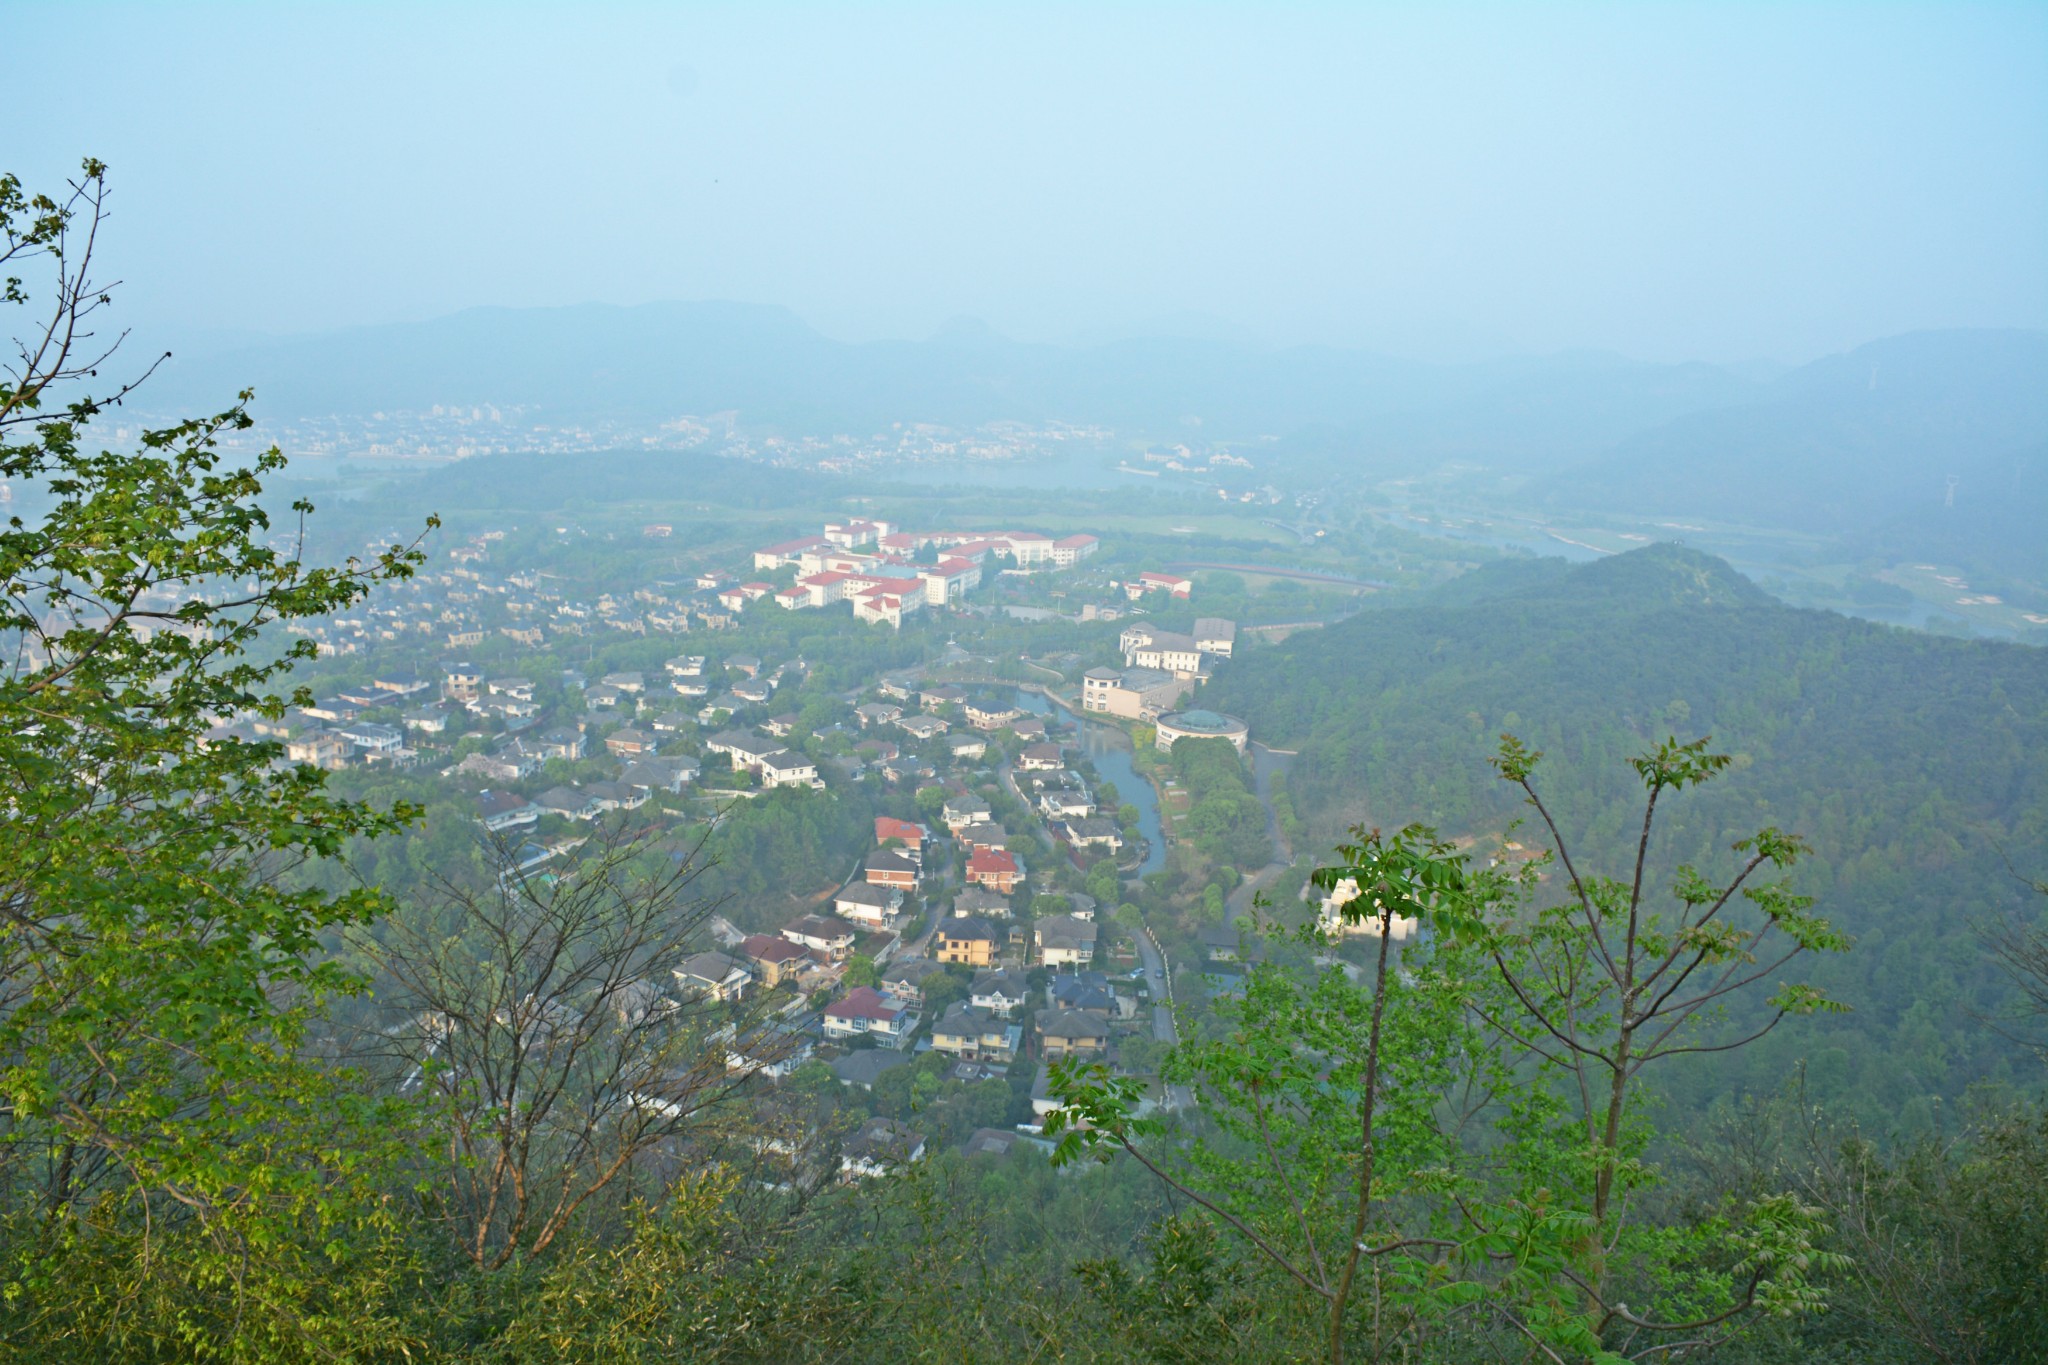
[1203,545,2048,1122]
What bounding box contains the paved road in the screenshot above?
[1132,924,1195,1110]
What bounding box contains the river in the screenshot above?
[1011,688,1166,877]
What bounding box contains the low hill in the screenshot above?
[1202,544,2048,1123]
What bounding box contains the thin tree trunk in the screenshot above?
[1328,904,1396,1364]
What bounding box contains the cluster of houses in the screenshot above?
[239,517,1249,1174]
[673,680,1160,1151]
[739,520,1102,629]
[204,669,445,770]
[281,528,796,662]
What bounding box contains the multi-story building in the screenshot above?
[1119,625,1205,678]
[1082,665,1190,719]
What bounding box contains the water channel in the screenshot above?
[1010,688,1166,877]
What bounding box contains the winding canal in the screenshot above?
[1011,688,1166,876]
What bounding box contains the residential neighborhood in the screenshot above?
[188,503,1294,1178]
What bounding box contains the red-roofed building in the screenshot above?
[1128,571,1193,600]
[967,847,1024,894]
[1051,534,1099,566]
[852,586,925,629]
[874,816,927,856]
[918,556,981,605]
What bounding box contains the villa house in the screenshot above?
[724,1025,813,1080]
[1036,914,1099,968]
[1036,1008,1109,1059]
[964,701,1023,731]
[475,790,539,832]
[442,661,484,701]
[619,756,698,794]
[782,915,857,962]
[953,885,1012,919]
[674,951,752,1003]
[937,916,1002,968]
[833,882,902,929]
[535,786,603,821]
[969,968,1031,1018]
[942,794,992,831]
[604,727,655,758]
[966,848,1024,894]
[738,934,810,987]
[930,1003,1021,1063]
[920,684,967,712]
[839,1117,926,1180]
[758,749,819,788]
[879,957,948,1005]
[1061,816,1124,851]
[873,816,927,857]
[864,849,919,890]
[1016,743,1065,771]
[1201,923,1249,964]
[956,822,1008,854]
[822,987,919,1048]
[832,1050,911,1091]
[535,726,586,760]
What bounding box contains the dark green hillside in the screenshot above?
[1203,544,2048,1121]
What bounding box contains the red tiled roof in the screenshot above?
[967,848,1017,876]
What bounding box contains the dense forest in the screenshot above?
[1203,545,2048,1124]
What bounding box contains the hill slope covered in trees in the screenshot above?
[1203,545,2048,1121]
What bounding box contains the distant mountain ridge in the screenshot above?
[1544,329,2048,534]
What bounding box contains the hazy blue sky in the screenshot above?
[9,2,2046,363]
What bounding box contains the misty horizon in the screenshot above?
[13,3,2044,367]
